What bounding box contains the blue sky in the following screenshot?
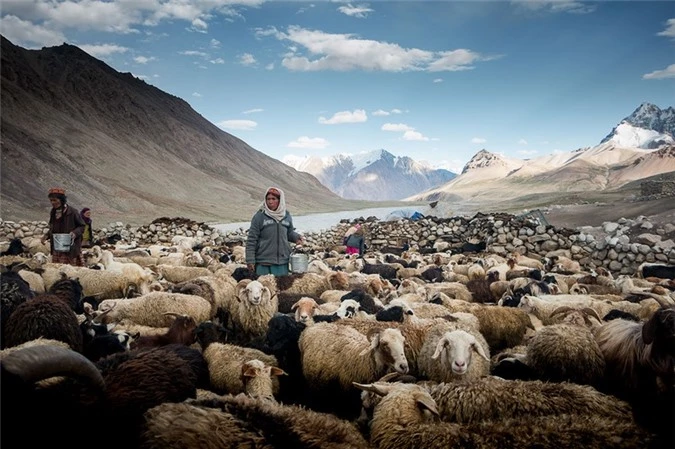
[2,1,673,173]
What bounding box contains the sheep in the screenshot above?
[291,296,320,324]
[240,359,287,401]
[421,281,473,302]
[526,323,606,386]
[637,263,675,280]
[194,321,281,396]
[298,322,408,418]
[154,264,213,283]
[96,292,212,327]
[277,271,348,297]
[170,274,237,317]
[594,306,675,442]
[467,305,534,353]
[140,392,370,449]
[357,375,635,425]
[57,265,148,299]
[229,279,278,343]
[417,328,490,383]
[3,293,84,352]
[1,344,199,449]
[353,382,652,449]
[130,313,197,349]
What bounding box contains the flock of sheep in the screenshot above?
[1,229,674,449]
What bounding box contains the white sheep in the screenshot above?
[299,322,409,391]
[154,264,213,283]
[230,279,278,341]
[418,327,490,383]
[96,292,212,327]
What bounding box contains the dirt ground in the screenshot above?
[542,197,675,239]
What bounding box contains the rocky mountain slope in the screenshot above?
[0,36,375,225]
[409,103,675,211]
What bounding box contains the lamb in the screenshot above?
[96,292,212,327]
[195,321,281,396]
[353,382,652,449]
[140,392,370,449]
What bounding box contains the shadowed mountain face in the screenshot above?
[0,36,362,225]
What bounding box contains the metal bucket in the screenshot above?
[290,253,308,274]
[53,233,72,252]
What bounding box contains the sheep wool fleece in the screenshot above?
[246,210,301,267]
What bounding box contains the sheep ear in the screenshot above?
[359,333,380,357]
[352,382,393,397]
[431,336,449,359]
[291,301,300,311]
[242,366,258,378]
[472,341,490,361]
[236,285,247,302]
[642,314,658,344]
[416,395,440,417]
[270,366,287,377]
[262,287,272,302]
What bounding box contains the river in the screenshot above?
[212,206,423,234]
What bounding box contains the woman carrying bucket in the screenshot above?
[246,186,303,276]
[41,187,86,266]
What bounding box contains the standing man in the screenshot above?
[41,187,86,266]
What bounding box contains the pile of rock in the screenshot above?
[1,211,673,276]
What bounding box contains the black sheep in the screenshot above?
[340,289,383,314]
[4,294,84,352]
[1,238,27,256]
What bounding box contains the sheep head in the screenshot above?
[238,280,270,306]
[431,329,489,375]
[359,328,409,374]
[291,297,318,323]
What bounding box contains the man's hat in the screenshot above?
[48,187,66,195]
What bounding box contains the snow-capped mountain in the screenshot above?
[283,149,456,201]
[601,102,674,149]
[407,103,675,204]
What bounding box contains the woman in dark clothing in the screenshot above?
[80,207,93,248]
[245,186,303,276]
[40,187,85,266]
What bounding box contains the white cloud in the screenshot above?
[210,58,225,64]
[518,138,528,145]
[391,109,402,114]
[433,78,443,83]
[287,136,330,149]
[402,130,429,141]
[265,63,274,70]
[471,137,486,144]
[0,15,67,47]
[513,1,596,15]
[427,49,494,72]
[210,38,221,48]
[372,109,390,116]
[78,43,128,57]
[243,108,264,114]
[217,119,258,131]
[382,123,413,132]
[192,92,202,97]
[261,26,496,72]
[318,109,367,124]
[239,53,257,66]
[430,159,463,173]
[134,55,155,64]
[643,64,675,80]
[180,50,208,57]
[657,18,675,38]
[337,3,374,18]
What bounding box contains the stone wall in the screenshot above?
[2,212,673,276]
